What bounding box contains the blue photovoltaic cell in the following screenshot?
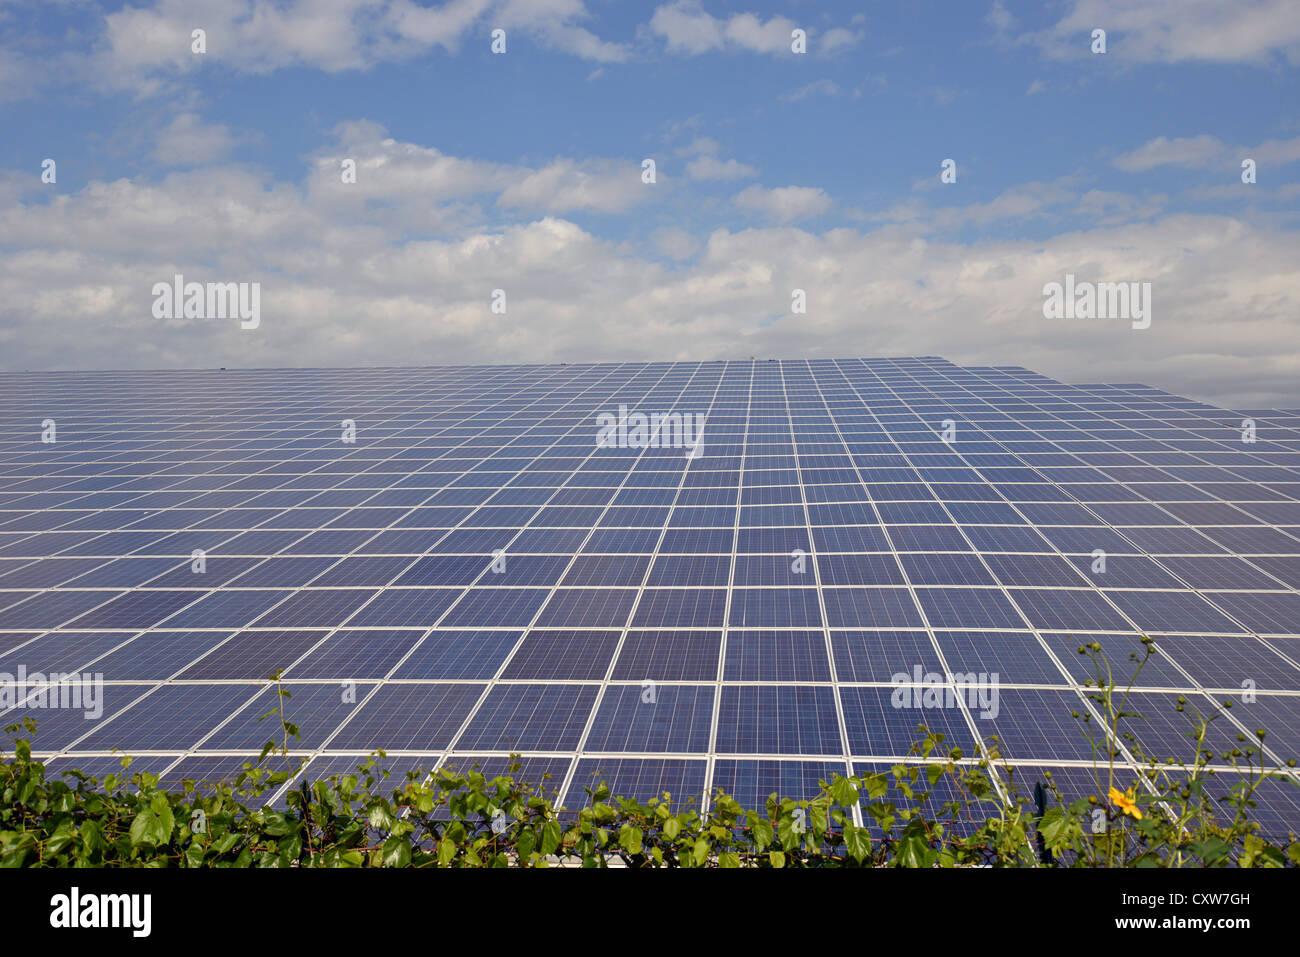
[840,686,978,758]
[534,588,638,627]
[175,630,327,679]
[390,630,525,678]
[1,590,124,629]
[711,759,850,812]
[821,588,923,628]
[500,631,621,680]
[456,684,599,752]
[343,588,461,626]
[585,685,715,753]
[1203,591,1300,635]
[728,588,823,627]
[437,755,573,804]
[631,588,727,627]
[723,631,832,682]
[714,685,841,756]
[934,631,1070,685]
[283,629,424,679]
[1105,589,1248,634]
[158,589,292,628]
[75,684,260,752]
[915,587,1025,629]
[610,631,721,681]
[253,589,378,628]
[570,757,708,807]
[326,683,485,751]
[441,587,550,627]
[157,755,273,795]
[830,630,943,683]
[1149,635,1300,689]
[972,689,1100,761]
[1111,691,1246,765]
[0,632,131,674]
[1005,588,1133,631]
[43,754,175,782]
[1,357,1297,833]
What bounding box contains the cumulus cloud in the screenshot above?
[780,79,839,102]
[648,2,849,56]
[303,121,649,222]
[3,134,1300,408]
[1114,134,1300,172]
[733,185,831,222]
[1032,0,1300,65]
[496,158,649,213]
[152,112,244,167]
[685,155,757,181]
[820,27,861,55]
[97,0,627,95]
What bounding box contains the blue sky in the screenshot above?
[2,1,1299,405]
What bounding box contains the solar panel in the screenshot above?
[2,357,1298,833]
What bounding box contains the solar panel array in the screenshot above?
[2,357,1299,833]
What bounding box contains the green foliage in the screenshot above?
[2,642,1298,868]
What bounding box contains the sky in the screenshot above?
[1,0,1299,407]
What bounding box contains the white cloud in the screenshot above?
[820,27,861,55]
[497,158,649,213]
[674,137,755,181]
[1114,134,1229,171]
[652,226,700,259]
[721,11,799,54]
[648,2,847,56]
[685,155,757,181]
[98,0,627,94]
[304,121,648,218]
[986,0,1016,34]
[3,141,1300,407]
[733,184,832,222]
[780,79,839,102]
[152,112,243,167]
[1034,0,1300,65]
[1114,134,1300,172]
[677,136,720,157]
[646,1,724,54]
[930,181,1077,228]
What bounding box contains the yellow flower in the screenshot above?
[1109,787,1143,820]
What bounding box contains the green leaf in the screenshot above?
[129,797,174,848]
[692,838,709,867]
[863,773,889,800]
[895,835,930,868]
[619,825,643,856]
[540,820,563,857]
[381,835,411,867]
[829,776,859,807]
[437,837,456,866]
[843,823,871,863]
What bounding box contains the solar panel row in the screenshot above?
[2,357,1298,832]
